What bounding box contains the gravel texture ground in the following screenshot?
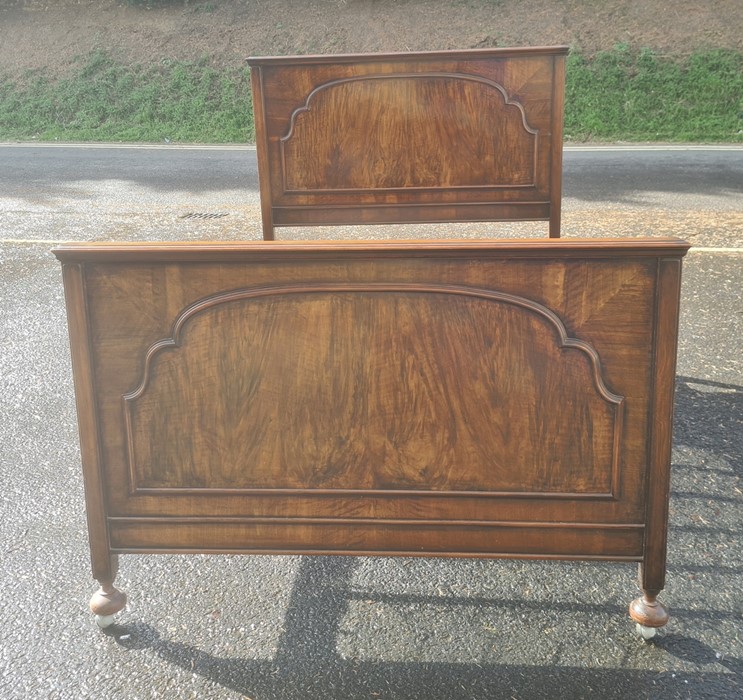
[0,146,741,699]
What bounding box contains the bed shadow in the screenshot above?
[674,376,743,478]
[109,555,741,700]
[106,375,742,699]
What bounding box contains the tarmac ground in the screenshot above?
[0,145,741,700]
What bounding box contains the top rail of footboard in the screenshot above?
[52,238,691,263]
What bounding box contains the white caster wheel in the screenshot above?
[636,623,657,641]
[95,614,116,628]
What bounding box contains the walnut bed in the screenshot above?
[54,238,689,640]
[56,47,688,642]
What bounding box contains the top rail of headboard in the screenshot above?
[248,46,569,240]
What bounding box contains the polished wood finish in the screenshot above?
[248,47,568,240]
[54,238,688,631]
[629,593,670,629]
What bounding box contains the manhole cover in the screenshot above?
[179,212,229,220]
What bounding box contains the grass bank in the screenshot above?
[564,45,742,142]
[0,51,253,143]
[0,45,741,143]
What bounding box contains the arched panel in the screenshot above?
[124,284,623,498]
[280,74,537,192]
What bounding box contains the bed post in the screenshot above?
[548,50,565,238]
[249,64,276,241]
[61,263,127,628]
[629,256,684,640]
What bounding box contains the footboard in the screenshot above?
[54,238,689,636]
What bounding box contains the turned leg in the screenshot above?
[629,590,669,640]
[90,554,127,628]
[629,564,669,641]
[90,580,127,628]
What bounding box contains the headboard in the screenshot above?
[248,46,569,240]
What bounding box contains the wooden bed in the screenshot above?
[54,238,689,639]
[248,47,568,239]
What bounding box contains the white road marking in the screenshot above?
[687,247,743,253]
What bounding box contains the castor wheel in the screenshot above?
[629,592,668,642]
[95,614,117,628]
[90,581,127,631]
[636,623,658,641]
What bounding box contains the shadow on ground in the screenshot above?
[109,556,741,700]
[98,376,743,699]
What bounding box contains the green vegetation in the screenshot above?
[0,45,740,143]
[565,45,743,142]
[0,50,253,143]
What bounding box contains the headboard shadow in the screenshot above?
[248,46,569,240]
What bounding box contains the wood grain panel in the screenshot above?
[248,47,568,239]
[109,519,644,559]
[271,202,551,227]
[280,74,536,191]
[124,285,622,496]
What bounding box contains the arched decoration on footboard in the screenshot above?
[54,238,691,631]
[279,73,538,191]
[248,47,569,239]
[123,283,624,499]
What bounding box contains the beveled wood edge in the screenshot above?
[60,264,116,583]
[108,516,644,529]
[110,547,642,562]
[52,238,692,262]
[277,182,540,196]
[247,46,571,66]
[271,204,551,228]
[129,486,618,500]
[640,257,684,592]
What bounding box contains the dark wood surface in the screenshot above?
[248,47,568,240]
[54,238,689,631]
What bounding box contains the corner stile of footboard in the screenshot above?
[59,263,117,586]
[641,256,686,595]
[548,51,566,238]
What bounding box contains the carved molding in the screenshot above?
[280,72,538,142]
[123,283,624,498]
[277,73,539,193]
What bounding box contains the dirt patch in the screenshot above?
[1,0,741,77]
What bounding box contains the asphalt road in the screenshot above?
[1,144,741,246]
[0,145,741,700]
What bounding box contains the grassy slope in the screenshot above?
[0,45,741,143]
[0,51,254,143]
[565,46,742,142]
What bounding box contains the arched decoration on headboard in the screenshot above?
[248,47,569,239]
[123,282,624,498]
[279,73,538,192]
